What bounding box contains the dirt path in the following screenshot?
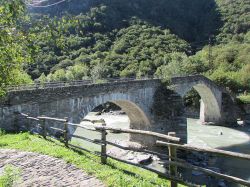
[0,149,105,187]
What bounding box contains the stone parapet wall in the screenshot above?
[1,79,161,107]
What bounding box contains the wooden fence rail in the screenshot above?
[17,112,250,187]
[156,141,250,161]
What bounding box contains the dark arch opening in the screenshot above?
[183,88,201,120]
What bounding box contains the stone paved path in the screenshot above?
[0,149,105,187]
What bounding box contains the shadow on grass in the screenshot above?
[106,161,161,186]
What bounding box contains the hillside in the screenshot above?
[29,0,249,43]
[0,0,249,95]
[29,0,222,43]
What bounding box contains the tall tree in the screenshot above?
[0,0,33,96]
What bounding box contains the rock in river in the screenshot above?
[137,155,153,165]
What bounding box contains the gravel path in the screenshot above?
[0,149,105,187]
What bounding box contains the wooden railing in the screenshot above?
[16,112,250,187]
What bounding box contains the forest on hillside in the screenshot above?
[0,0,249,98]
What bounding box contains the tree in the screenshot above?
[0,0,33,96]
[155,53,195,81]
[65,64,89,80]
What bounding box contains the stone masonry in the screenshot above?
[0,76,240,147]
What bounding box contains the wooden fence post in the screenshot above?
[41,116,46,139]
[64,117,69,147]
[168,132,177,187]
[101,121,107,164]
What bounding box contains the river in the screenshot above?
[72,113,250,186]
[188,118,250,186]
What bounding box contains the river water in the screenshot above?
[72,113,250,186]
[188,118,250,186]
[72,112,130,152]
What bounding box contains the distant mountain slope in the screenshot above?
[215,0,250,42]
[29,0,223,43]
[26,0,250,93]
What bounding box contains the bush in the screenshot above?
[0,129,5,136]
[238,94,250,104]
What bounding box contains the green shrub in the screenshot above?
[0,129,5,136]
[238,94,250,104]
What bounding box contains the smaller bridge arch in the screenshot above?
[171,75,223,124]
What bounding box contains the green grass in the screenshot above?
[238,94,250,104]
[0,132,185,187]
[0,165,21,187]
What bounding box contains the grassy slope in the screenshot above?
[0,132,185,187]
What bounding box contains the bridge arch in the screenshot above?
[182,83,221,123]
[171,75,222,124]
[80,99,151,130]
[79,99,152,144]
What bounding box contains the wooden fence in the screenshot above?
[17,112,250,187]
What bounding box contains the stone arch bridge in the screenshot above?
[0,76,239,146]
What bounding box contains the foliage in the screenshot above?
[215,0,250,43]
[0,0,34,96]
[1,0,249,97]
[29,16,190,80]
[0,132,182,187]
[155,53,196,81]
[192,42,250,92]
[43,63,89,82]
[0,129,5,136]
[238,94,250,104]
[0,165,21,187]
